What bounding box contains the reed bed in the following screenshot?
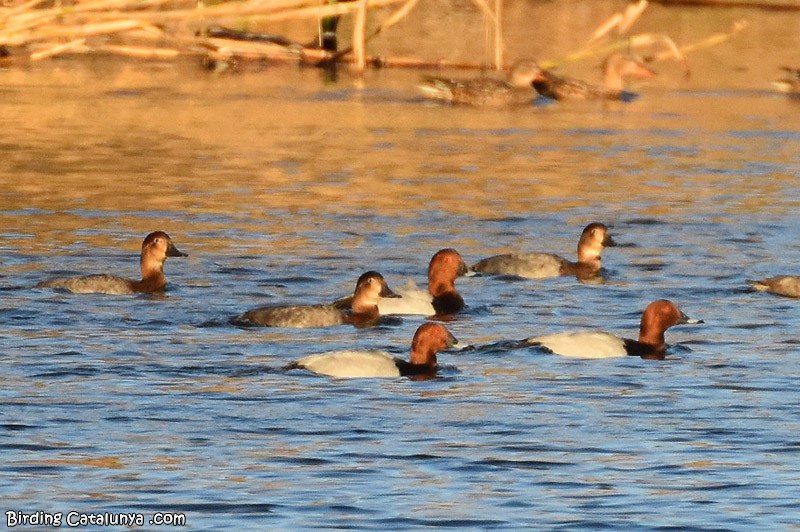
[0,0,748,73]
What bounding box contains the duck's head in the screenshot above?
[409,322,458,366]
[351,271,399,312]
[141,231,187,265]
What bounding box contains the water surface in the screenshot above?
[2,2,800,529]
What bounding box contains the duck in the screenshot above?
[748,275,800,298]
[286,322,457,378]
[470,222,616,280]
[532,53,655,101]
[36,231,187,295]
[525,299,702,360]
[772,67,800,94]
[233,271,399,328]
[417,60,540,106]
[376,248,468,316]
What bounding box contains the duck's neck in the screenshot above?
[135,258,167,292]
[428,278,456,298]
[395,358,437,380]
[577,243,603,265]
[625,337,666,360]
[604,67,625,92]
[351,297,380,317]
[638,328,666,352]
[431,292,464,315]
[409,348,437,368]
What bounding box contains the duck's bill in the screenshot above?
[167,243,188,257]
[380,285,401,298]
[678,311,703,325]
[628,61,657,79]
[446,331,459,348]
[772,80,796,93]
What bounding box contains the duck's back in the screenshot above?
[419,78,532,106]
[749,276,800,297]
[472,253,564,279]
[291,350,400,378]
[377,280,435,316]
[235,304,345,328]
[36,274,135,295]
[527,331,627,358]
[534,70,627,101]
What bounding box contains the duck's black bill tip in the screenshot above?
[167,245,188,258]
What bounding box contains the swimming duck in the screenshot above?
[417,60,540,106]
[748,275,800,298]
[772,67,800,94]
[286,322,457,378]
[525,299,701,359]
[532,53,655,101]
[36,231,187,295]
[377,248,468,316]
[233,271,399,328]
[470,222,616,280]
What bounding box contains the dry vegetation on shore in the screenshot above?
[0,0,749,73]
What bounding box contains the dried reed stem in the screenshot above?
[5,19,147,46]
[618,0,648,35]
[322,0,419,64]
[468,0,497,26]
[661,18,748,58]
[207,37,301,60]
[205,35,489,70]
[544,0,743,78]
[30,37,86,60]
[0,0,747,73]
[352,0,367,71]
[0,0,50,22]
[97,43,181,58]
[587,0,648,44]
[493,0,502,69]
[0,0,406,47]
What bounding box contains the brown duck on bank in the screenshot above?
[417,60,540,106]
[533,53,655,102]
[36,231,187,295]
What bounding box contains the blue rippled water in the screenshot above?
[2,53,800,530]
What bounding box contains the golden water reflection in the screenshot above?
[1,3,798,254]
